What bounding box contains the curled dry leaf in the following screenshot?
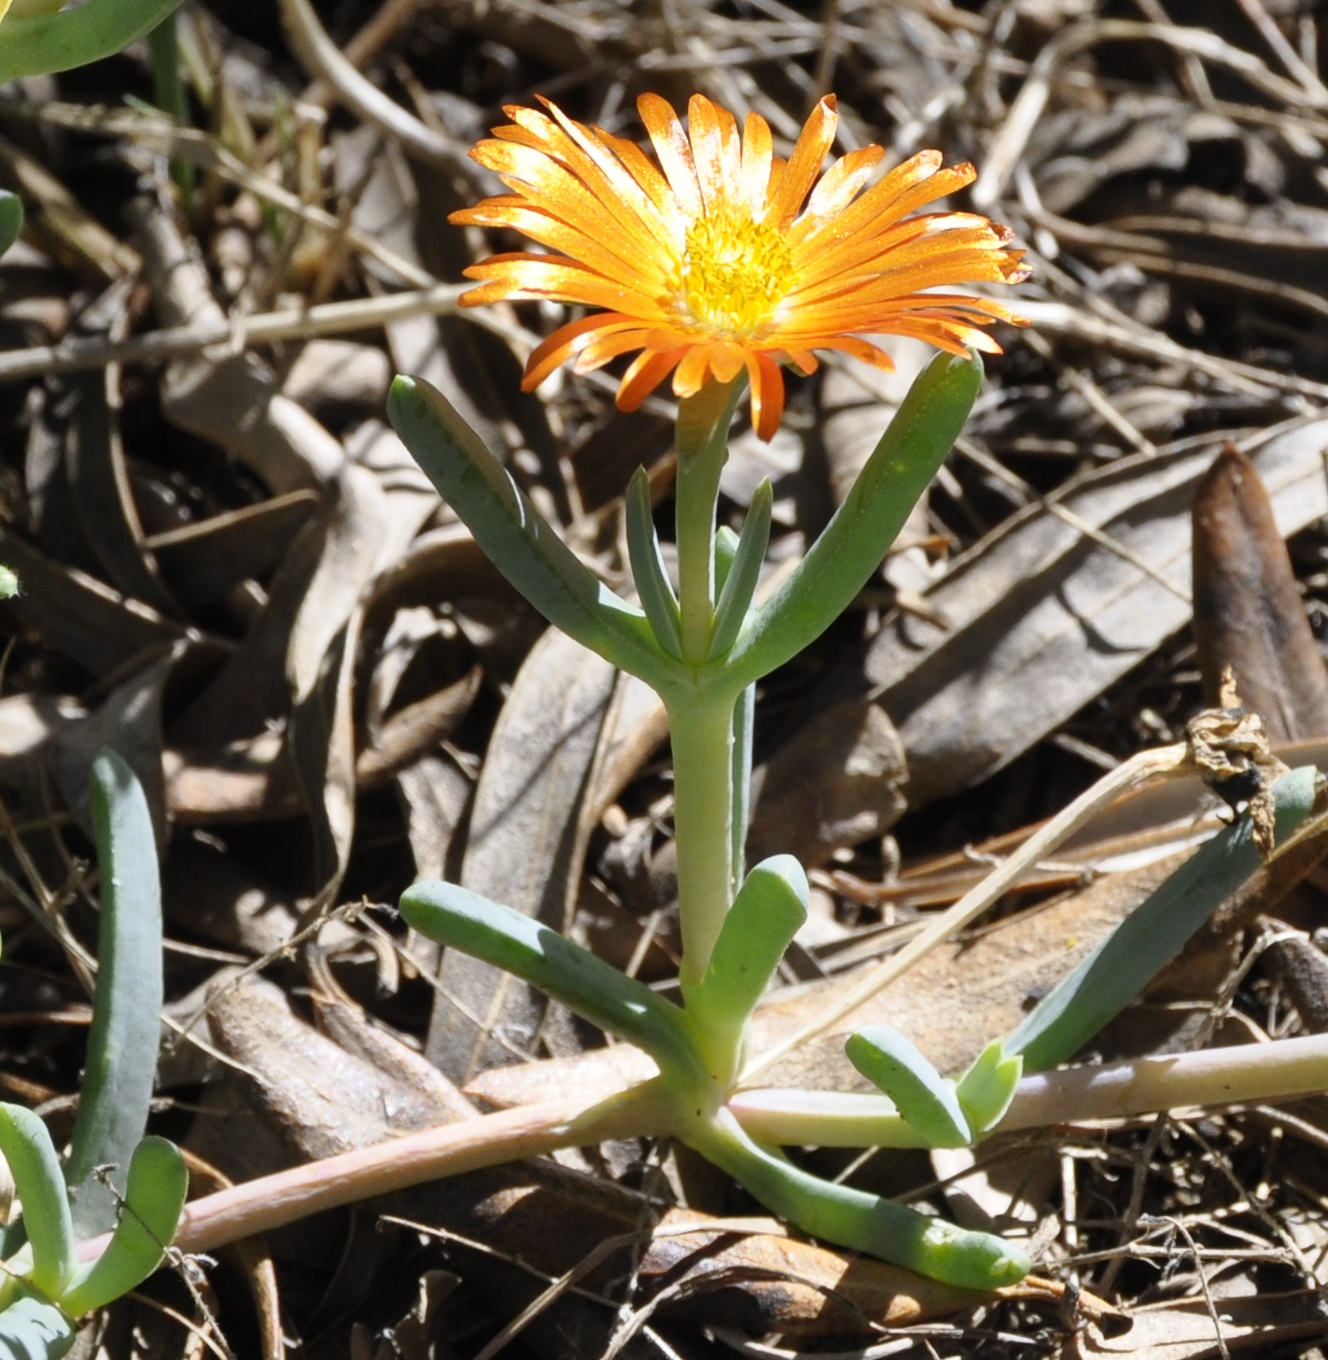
[1191,445,1328,743]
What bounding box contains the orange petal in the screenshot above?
[779,348,819,375]
[787,149,945,247]
[539,98,682,241]
[687,94,742,214]
[769,96,838,228]
[593,127,687,236]
[463,255,667,315]
[461,201,673,292]
[710,341,747,384]
[617,346,689,411]
[474,135,675,268]
[803,335,897,370]
[746,351,786,441]
[739,111,774,216]
[574,327,662,372]
[523,314,648,388]
[673,343,715,398]
[791,225,1025,301]
[638,93,702,219]
[800,144,884,222]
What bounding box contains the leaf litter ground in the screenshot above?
[3,0,1328,1356]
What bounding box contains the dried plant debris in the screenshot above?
[3,0,1328,1355]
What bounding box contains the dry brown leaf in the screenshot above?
[427,628,617,1080]
[1070,1288,1327,1359]
[146,490,320,612]
[867,415,1328,804]
[1192,446,1328,741]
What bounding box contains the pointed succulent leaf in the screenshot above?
[61,1137,186,1317]
[0,1107,74,1300]
[0,0,185,81]
[66,752,163,1236]
[729,683,755,892]
[1007,766,1318,1071]
[625,467,683,659]
[688,856,806,1028]
[693,1108,1029,1290]
[400,881,697,1078]
[708,480,772,662]
[725,352,981,688]
[845,1025,971,1147]
[389,377,678,687]
[713,524,739,598]
[955,1040,1023,1134]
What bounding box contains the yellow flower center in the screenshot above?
[676,209,794,338]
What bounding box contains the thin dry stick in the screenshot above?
[1013,298,1328,403]
[290,0,427,113]
[1228,0,1328,103]
[0,283,466,384]
[973,19,1317,209]
[16,103,436,288]
[740,743,1191,1083]
[1019,328,1158,457]
[278,0,472,174]
[953,436,1190,603]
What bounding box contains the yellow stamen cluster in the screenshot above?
[677,211,794,339]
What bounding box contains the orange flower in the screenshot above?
[452,94,1029,440]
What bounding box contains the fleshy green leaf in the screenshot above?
[388,377,678,688]
[65,752,163,1236]
[724,352,981,688]
[845,1026,971,1148]
[0,1107,74,1299]
[713,525,738,597]
[707,480,772,661]
[0,191,22,260]
[0,1295,76,1360]
[685,856,807,1073]
[400,881,697,1078]
[0,0,185,81]
[955,1040,1023,1135]
[625,467,682,660]
[692,1108,1029,1290]
[1007,766,1319,1071]
[61,1137,186,1317]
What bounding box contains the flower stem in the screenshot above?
[670,690,735,998]
[670,380,744,999]
[674,381,740,665]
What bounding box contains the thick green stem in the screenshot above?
[670,380,743,997]
[730,682,754,894]
[675,382,740,664]
[670,691,736,998]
